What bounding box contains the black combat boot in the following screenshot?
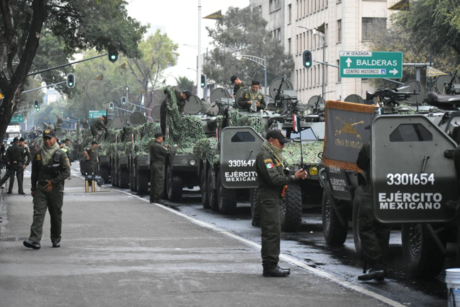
[358,268,386,281]
[263,266,290,277]
[23,239,41,250]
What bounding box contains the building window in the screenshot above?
[362,18,387,41]
[303,69,306,89]
[337,60,341,82]
[325,0,328,8]
[288,4,292,24]
[314,0,316,12]
[270,0,281,13]
[299,0,302,17]
[296,70,299,89]
[318,64,321,86]
[296,0,299,19]
[337,19,342,43]
[325,23,328,46]
[278,28,281,42]
[288,38,292,54]
[299,34,302,54]
[325,65,328,85]
[303,32,306,50]
[314,66,316,87]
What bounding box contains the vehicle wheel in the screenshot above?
[129,158,135,191]
[100,164,109,184]
[207,168,218,211]
[131,160,138,192]
[250,188,258,219]
[111,158,118,187]
[137,168,149,195]
[322,189,348,245]
[119,166,129,188]
[201,165,210,208]
[402,223,447,278]
[352,186,363,255]
[217,175,237,215]
[281,183,302,232]
[166,164,183,202]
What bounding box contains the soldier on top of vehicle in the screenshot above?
[55,115,63,132]
[238,80,266,111]
[91,115,108,140]
[230,75,245,98]
[160,88,191,135]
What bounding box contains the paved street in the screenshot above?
[0,167,398,307]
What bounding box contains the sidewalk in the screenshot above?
[0,174,392,307]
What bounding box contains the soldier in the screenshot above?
[17,137,32,194]
[90,115,108,140]
[238,80,266,111]
[42,122,55,130]
[81,118,90,129]
[23,129,70,250]
[0,137,24,194]
[255,129,307,277]
[149,132,172,204]
[64,139,73,161]
[160,89,191,135]
[356,142,391,281]
[83,141,99,175]
[230,75,245,98]
[55,115,63,132]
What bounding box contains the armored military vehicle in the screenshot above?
[194,78,325,231]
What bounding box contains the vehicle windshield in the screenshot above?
[286,128,318,141]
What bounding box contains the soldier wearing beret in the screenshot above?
[0,137,25,194]
[238,80,266,111]
[230,75,246,98]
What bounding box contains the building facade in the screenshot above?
[250,0,400,104]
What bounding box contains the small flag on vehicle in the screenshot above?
[293,114,301,133]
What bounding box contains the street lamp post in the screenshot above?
[236,54,268,96]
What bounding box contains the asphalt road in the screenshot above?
[73,160,452,307]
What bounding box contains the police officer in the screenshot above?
[356,142,391,281]
[91,115,108,140]
[0,137,24,194]
[238,81,266,111]
[17,137,31,194]
[56,115,63,132]
[230,75,245,98]
[255,129,307,277]
[149,132,174,204]
[23,129,70,249]
[83,141,99,175]
[160,89,191,135]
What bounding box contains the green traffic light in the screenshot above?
[69,82,73,86]
[111,55,117,60]
[306,62,311,66]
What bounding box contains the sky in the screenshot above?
[126,0,250,87]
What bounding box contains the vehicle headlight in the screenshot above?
[189,159,196,166]
[309,167,318,176]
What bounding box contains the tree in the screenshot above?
[202,6,294,87]
[0,0,147,141]
[175,76,195,93]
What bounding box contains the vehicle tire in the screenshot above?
[352,186,363,255]
[402,223,447,278]
[201,164,210,208]
[281,183,303,232]
[129,158,136,191]
[322,189,348,245]
[119,165,129,189]
[250,188,258,219]
[166,164,183,202]
[132,160,138,192]
[207,168,218,211]
[111,158,118,187]
[100,164,109,184]
[217,175,237,215]
[137,168,149,195]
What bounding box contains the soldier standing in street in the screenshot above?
[83,141,99,175]
[55,115,63,132]
[17,137,32,194]
[356,142,391,281]
[255,129,307,277]
[230,75,245,98]
[90,115,108,140]
[238,81,266,111]
[0,137,24,194]
[23,129,70,249]
[160,89,191,135]
[149,132,171,204]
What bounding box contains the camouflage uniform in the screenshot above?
[149,140,169,203]
[357,142,391,271]
[16,144,32,194]
[0,143,24,194]
[238,89,266,111]
[233,81,245,97]
[91,117,107,140]
[160,90,186,135]
[84,146,98,174]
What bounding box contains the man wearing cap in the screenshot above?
[238,81,266,111]
[255,129,307,277]
[23,129,70,250]
[149,132,171,204]
[83,141,99,175]
[230,76,245,98]
[90,115,108,140]
[16,137,32,194]
[160,89,190,135]
[0,137,24,194]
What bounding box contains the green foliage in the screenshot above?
[202,6,294,86]
[175,76,195,92]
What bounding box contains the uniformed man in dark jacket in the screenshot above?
[0,137,24,194]
[56,115,63,131]
[160,89,190,135]
[81,118,90,129]
[83,141,99,175]
[356,142,391,281]
[149,132,174,204]
[230,75,245,98]
[17,137,31,194]
[238,81,266,111]
[255,129,307,277]
[91,116,108,140]
[23,129,71,249]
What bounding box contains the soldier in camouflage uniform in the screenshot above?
[149,132,171,204]
[23,129,70,249]
[255,129,307,277]
[91,115,108,140]
[238,81,266,111]
[160,89,190,135]
[230,75,245,98]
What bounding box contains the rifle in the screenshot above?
[446,70,458,94]
[274,77,285,105]
[366,87,418,107]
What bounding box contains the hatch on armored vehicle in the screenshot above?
[184,95,202,115]
[151,105,161,121]
[307,95,325,113]
[344,94,365,104]
[107,116,125,129]
[269,77,294,99]
[436,73,459,94]
[403,80,426,105]
[130,112,147,126]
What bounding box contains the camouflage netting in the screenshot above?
[193,137,220,166]
[227,109,265,134]
[132,122,162,157]
[165,86,206,153]
[283,141,323,166]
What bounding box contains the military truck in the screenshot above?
[194,78,325,231]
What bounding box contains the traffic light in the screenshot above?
[201,74,206,88]
[108,47,119,63]
[121,97,126,105]
[303,50,312,68]
[33,100,40,111]
[109,102,114,110]
[66,73,75,88]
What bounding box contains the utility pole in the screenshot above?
[197,0,202,98]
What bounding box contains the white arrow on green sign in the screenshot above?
[11,114,24,123]
[339,51,403,79]
[89,110,107,119]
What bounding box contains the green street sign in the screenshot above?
[89,110,107,119]
[339,51,403,79]
[11,114,24,123]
